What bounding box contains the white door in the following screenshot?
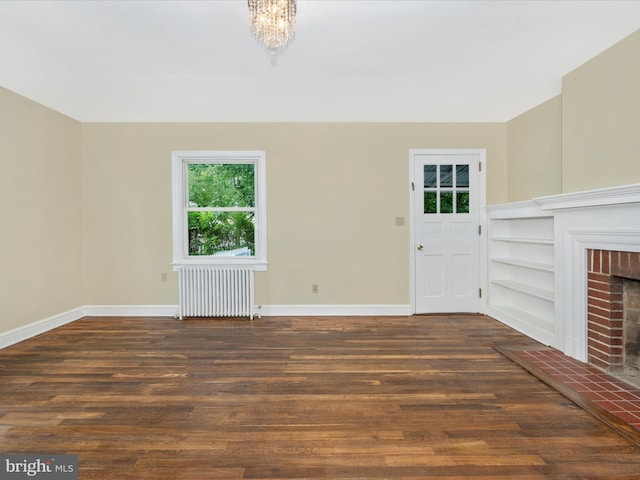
[411,150,483,313]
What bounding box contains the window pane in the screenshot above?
[440,165,453,187]
[423,165,437,188]
[456,165,469,187]
[188,164,255,208]
[188,211,255,256]
[424,192,437,214]
[456,192,470,214]
[440,192,453,213]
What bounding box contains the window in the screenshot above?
[172,151,267,270]
[423,163,470,214]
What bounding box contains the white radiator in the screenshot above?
[177,266,255,320]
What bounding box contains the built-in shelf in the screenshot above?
[491,279,554,302]
[491,237,554,245]
[487,202,555,347]
[490,304,554,330]
[491,257,554,272]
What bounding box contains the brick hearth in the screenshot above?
[587,249,640,372]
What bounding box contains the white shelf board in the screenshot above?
[490,237,553,245]
[490,257,554,272]
[491,279,554,302]
[490,304,554,329]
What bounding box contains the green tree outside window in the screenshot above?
[187,164,256,256]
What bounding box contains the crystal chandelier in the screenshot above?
[248,0,297,55]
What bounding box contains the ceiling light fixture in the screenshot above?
[248,0,297,56]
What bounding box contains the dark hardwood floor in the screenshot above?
[1,314,640,479]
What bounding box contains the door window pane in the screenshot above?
[440,165,453,187]
[422,162,472,215]
[423,165,437,188]
[456,192,470,214]
[440,192,453,213]
[456,165,469,188]
[424,192,437,213]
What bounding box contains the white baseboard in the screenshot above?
[85,304,411,318]
[0,304,412,350]
[82,305,179,317]
[0,307,85,350]
[258,304,412,317]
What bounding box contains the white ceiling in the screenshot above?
[1,0,639,123]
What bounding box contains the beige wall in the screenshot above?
[81,122,506,307]
[0,87,83,334]
[562,29,640,193]
[3,26,640,326]
[506,95,562,202]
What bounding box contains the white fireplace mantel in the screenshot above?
[534,183,640,211]
[534,184,640,362]
[486,184,640,364]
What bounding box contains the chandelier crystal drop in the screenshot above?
[248,0,297,55]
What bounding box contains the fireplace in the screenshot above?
[625,278,640,378]
[587,249,640,385]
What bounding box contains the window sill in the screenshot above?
[172,260,267,272]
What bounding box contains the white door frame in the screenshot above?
[409,149,488,314]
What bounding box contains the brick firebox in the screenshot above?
[587,249,640,372]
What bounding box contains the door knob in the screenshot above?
[417,244,424,251]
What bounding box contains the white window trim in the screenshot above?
[171,150,267,271]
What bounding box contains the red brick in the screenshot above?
[588,345,610,359]
[588,307,609,318]
[610,301,623,310]
[584,249,640,374]
[602,250,611,275]
[610,312,623,323]
[589,347,612,363]
[587,272,611,285]
[588,323,613,337]
[588,298,611,311]
[588,290,612,303]
[588,277,611,287]
[606,318,622,329]
[588,315,613,328]
[609,277,622,294]
[612,251,621,275]
[588,305,614,318]
[588,335,613,350]
[589,332,614,348]
[631,252,640,278]
[587,316,608,325]
[610,336,624,346]
[589,355,610,371]
[588,324,610,337]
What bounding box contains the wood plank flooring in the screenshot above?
[1,314,640,479]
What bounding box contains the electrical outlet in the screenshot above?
[161,272,168,282]
[312,284,319,294]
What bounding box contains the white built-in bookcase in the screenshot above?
[487,202,556,347]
